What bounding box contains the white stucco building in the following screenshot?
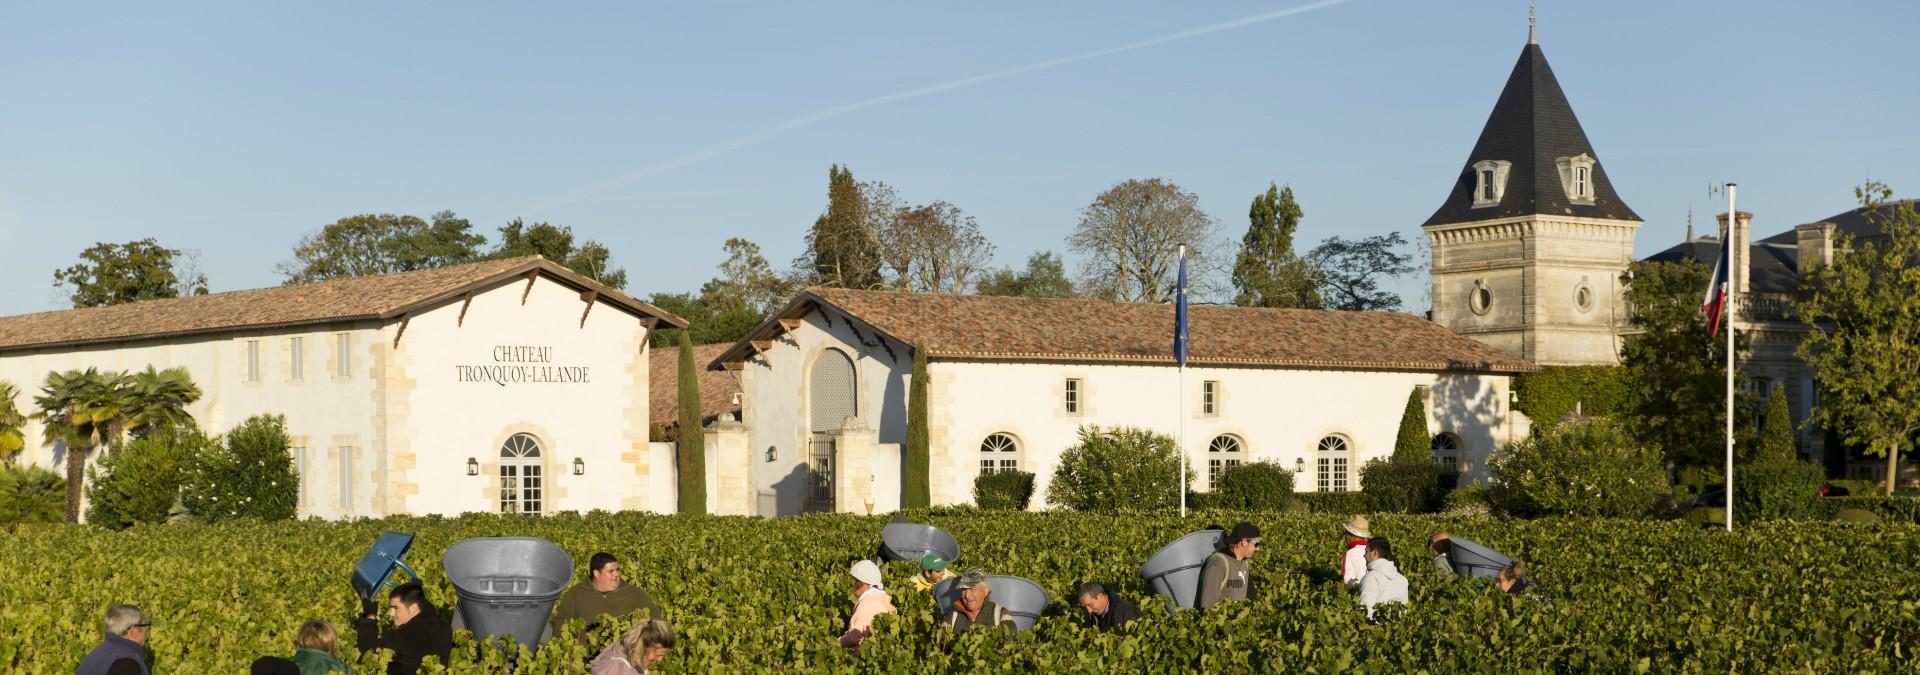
[0,256,686,519]
[711,289,1538,516]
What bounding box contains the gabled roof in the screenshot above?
[1644,200,1917,295]
[0,256,686,354]
[1424,43,1639,227]
[712,289,1537,374]
[650,342,741,427]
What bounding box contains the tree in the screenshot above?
[87,426,207,529]
[33,368,132,523]
[675,331,707,515]
[702,238,793,315]
[1392,388,1429,462]
[53,239,208,308]
[800,165,884,289]
[1068,178,1220,303]
[278,211,485,284]
[1309,233,1414,311]
[0,381,25,461]
[903,341,930,508]
[647,292,763,348]
[1046,425,1190,512]
[1797,182,1920,496]
[181,415,297,522]
[123,366,202,439]
[1619,260,1753,474]
[878,199,996,295]
[975,251,1076,298]
[491,219,629,289]
[1757,385,1797,463]
[1232,183,1321,308]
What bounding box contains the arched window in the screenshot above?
[499,433,544,515]
[1431,433,1462,471]
[1316,435,1351,493]
[980,433,1019,474]
[1207,435,1245,491]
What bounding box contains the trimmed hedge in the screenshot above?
[972,470,1035,511]
[1512,365,1630,428]
[1734,459,1825,522]
[1213,461,1295,510]
[1360,458,1446,514]
[1293,491,1368,514]
[1489,417,1668,518]
[1816,496,1920,524]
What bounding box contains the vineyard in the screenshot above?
[4,511,1917,673]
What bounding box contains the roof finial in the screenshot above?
[1686,207,1695,242]
[1528,0,1537,44]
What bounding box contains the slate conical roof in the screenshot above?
[1423,43,1639,227]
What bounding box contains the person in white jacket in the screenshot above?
[1356,537,1409,622]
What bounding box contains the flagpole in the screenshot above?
[1724,183,1737,533]
[1177,244,1189,519]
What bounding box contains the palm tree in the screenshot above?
[125,366,203,438]
[33,368,132,523]
[0,381,26,461]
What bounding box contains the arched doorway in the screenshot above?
[807,348,856,512]
[499,432,544,515]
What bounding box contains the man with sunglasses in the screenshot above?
[76,604,150,675]
[1197,522,1261,610]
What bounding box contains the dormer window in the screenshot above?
[1556,153,1597,205]
[1471,160,1512,208]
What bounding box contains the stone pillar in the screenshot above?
[705,420,752,516]
[1796,221,1835,274]
[832,417,876,515]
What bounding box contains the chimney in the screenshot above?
[1795,221,1836,274]
[1718,211,1753,294]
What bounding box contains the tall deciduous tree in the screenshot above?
[801,165,884,289]
[1232,183,1321,308]
[491,219,629,289]
[33,368,132,522]
[1309,233,1414,311]
[1619,260,1753,474]
[976,251,1077,298]
[675,331,708,514]
[1797,182,1920,495]
[278,211,485,284]
[1068,178,1220,302]
[0,381,25,460]
[884,201,995,295]
[904,341,930,508]
[53,239,209,308]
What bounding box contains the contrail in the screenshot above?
[529,0,1357,212]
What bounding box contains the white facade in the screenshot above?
[0,263,674,520]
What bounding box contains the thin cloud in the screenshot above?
[529,0,1357,212]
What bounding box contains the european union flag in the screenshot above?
[1173,253,1188,367]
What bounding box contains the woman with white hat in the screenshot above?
[1338,515,1371,586]
[838,560,895,652]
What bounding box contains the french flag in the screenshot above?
[1702,237,1730,338]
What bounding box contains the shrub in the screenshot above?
[1511,365,1630,429]
[0,463,65,525]
[1293,491,1368,514]
[1735,459,1825,522]
[181,415,297,522]
[86,427,210,529]
[1391,388,1430,461]
[1360,457,1445,514]
[1443,485,1493,517]
[1757,385,1798,462]
[972,471,1035,511]
[1046,425,1189,512]
[1488,417,1667,518]
[1214,461,1295,510]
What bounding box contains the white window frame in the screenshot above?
[1064,378,1082,415]
[245,340,261,383]
[1202,380,1220,416]
[1556,153,1597,204]
[1316,435,1352,493]
[293,446,307,512]
[979,433,1020,475]
[500,433,545,516]
[1471,160,1513,208]
[289,337,304,382]
[335,333,352,378]
[338,447,353,513]
[1431,433,1461,472]
[1207,435,1244,491]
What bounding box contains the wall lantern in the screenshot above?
[1295,457,1306,473]
[466,457,479,476]
[573,457,586,475]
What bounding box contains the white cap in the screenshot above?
[850,559,884,588]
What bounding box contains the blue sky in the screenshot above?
[3,1,1916,317]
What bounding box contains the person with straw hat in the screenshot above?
[839,560,895,651]
[1338,515,1372,586]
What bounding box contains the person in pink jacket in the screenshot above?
[839,559,896,652]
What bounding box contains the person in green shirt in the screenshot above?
[1197,522,1260,609]
[288,619,350,674]
[550,552,663,644]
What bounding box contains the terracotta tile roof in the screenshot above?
[0,256,685,354]
[650,343,742,426]
[715,288,1537,374]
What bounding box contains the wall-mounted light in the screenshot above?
[1294,458,1306,473]
[573,457,586,475]
[466,457,479,476]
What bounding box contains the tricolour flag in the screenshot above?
[1702,236,1730,338]
[1173,253,1189,367]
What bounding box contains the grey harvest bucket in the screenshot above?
[878,523,961,565]
[931,575,1050,633]
[1139,529,1224,611]
[1445,536,1514,579]
[442,537,573,651]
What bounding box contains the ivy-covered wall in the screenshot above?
[1513,365,1630,426]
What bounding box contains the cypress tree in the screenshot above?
[1758,385,1797,462]
[676,331,707,514]
[904,341,931,508]
[1392,387,1431,463]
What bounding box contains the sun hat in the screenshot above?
[850,559,884,588]
[920,553,950,572]
[956,567,989,590]
[1343,515,1371,539]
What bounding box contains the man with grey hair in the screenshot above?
[76,604,150,675]
[941,568,1015,635]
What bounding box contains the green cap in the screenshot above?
[919,553,950,572]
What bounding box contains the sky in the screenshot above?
[3,1,1917,317]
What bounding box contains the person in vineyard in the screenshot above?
[1355,537,1409,622]
[1075,582,1141,632]
[839,560,895,651]
[943,568,1016,634]
[551,552,663,646]
[1338,516,1372,586]
[1197,522,1261,610]
[1428,531,1456,575]
[288,619,349,674]
[590,618,675,675]
[913,553,953,593]
[355,580,452,675]
[76,604,150,675]
[1496,561,1530,594]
